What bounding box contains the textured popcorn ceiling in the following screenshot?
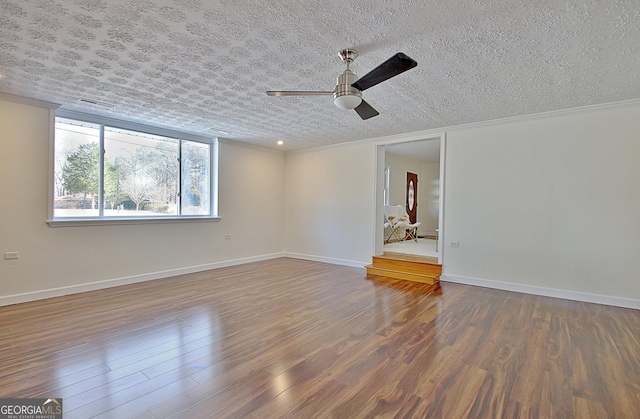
[1,0,639,151]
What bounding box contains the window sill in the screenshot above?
[46,216,221,228]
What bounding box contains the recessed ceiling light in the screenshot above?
[277,140,284,145]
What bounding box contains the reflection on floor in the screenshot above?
[383,238,438,258]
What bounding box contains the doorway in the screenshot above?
[374,135,445,263]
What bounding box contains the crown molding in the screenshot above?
[0,92,60,109]
[289,98,640,154]
[442,98,640,134]
[56,109,214,144]
[218,137,286,155]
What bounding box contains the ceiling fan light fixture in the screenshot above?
[266,49,417,120]
[333,94,362,110]
[333,67,362,110]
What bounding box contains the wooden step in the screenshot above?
[365,253,441,285]
[365,265,440,284]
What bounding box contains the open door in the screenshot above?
[406,172,418,224]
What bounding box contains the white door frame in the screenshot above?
[372,133,447,265]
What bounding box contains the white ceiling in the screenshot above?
[1,0,639,151]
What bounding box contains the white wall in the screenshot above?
[283,102,640,308]
[3,95,640,309]
[419,162,440,236]
[0,97,285,305]
[443,103,640,307]
[385,152,421,208]
[283,143,375,266]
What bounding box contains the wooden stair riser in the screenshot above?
[365,266,440,284]
[371,257,442,276]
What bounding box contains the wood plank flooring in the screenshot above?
[382,252,439,265]
[0,258,639,418]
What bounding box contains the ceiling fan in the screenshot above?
[266,49,417,120]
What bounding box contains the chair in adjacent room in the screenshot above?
[384,205,421,243]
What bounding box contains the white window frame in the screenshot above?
[47,110,219,227]
[383,165,391,206]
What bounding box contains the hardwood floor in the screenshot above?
[1,258,639,418]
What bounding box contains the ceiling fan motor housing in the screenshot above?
[333,69,362,109]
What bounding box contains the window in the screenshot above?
[383,165,390,206]
[52,115,217,222]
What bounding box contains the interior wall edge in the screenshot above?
[440,274,640,310]
[288,97,640,158]
[0,92,60,109]
[0,252,285,307]
[282,252,367,269]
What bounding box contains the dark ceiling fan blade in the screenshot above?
[266,91,333,96]
[351,52,418,91]
[354,100,379,120]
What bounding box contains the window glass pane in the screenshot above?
[104,127,179,216]
[181,141,210,215]
[53,115,215,221]
[54,119,101,217]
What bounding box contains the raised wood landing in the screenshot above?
[366,252,441,284]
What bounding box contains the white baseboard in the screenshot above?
[417,230,437,237]
[0,253,284,307]
[283,252,367,269]
[10,257,633,310]
[441,274,640,310]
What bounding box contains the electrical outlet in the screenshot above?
[224,234,231,240]
[450,242,460,247]
[4,251,19,260]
